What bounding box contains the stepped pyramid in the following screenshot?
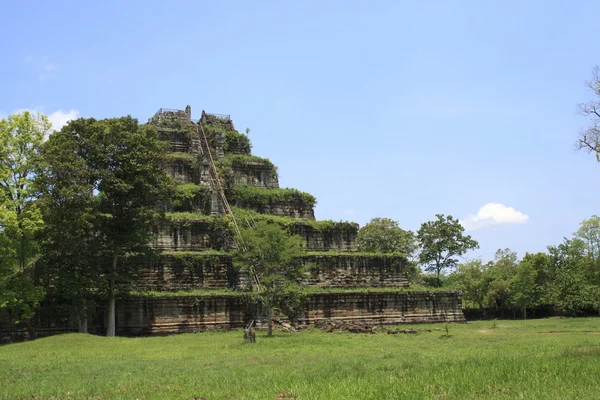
[104,106,464,335]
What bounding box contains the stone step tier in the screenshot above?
[134,253,409,292]
[153,220,358,252]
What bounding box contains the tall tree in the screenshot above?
[486,249,519,310]
[234,221,305,336]
[454,260,493,311]
[42,117,170,336]
[0,111,50,271]
[37,127,102,333]
[508,259,538,319]
[0,112,49,332]
[356,217,416,256]
[577,67,600,161]
[417,214,479,281]
[574,215,600,262]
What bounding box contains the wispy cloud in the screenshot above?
[460,203,529,231]
[25,56,59,82]
[343,206,355,216]
[4,107,80,131]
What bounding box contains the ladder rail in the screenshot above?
[195,122,262,290]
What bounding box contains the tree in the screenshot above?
[36,128,102,333]
[234,221,305,336]
[486,249,519,311]
[417,214,479,281]
[0,112,49,333]
[0,111,50,271]
[547,238,599,315]
[508,258,538,319]
[574,215,600,261]
[41,116,170,336]
[356,217,416,256]
[577,67,600,161]
[454,260,492,311]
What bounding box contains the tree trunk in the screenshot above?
[523,306,527,320]
[106,250,118,337]
[25,321,36,340]
[78,300,88,334]
[267,306,273,337]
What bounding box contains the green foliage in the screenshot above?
[508,257,538,318]
[232,207,355,233]
[171,183,208,212]
[417,214,479,279]
[454,260,493,309]
[234,220,305,335]
[165,152,197,165]
[356,217,416,256]
[574,215,600,260]
[41,116,172,336]
[233,185,316,209]
[165,212,214,221]
[216,154,276,171]
[0,111,49,324]
[223,130,251,154]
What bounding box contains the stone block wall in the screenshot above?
[234,200,315,219]
[153,220,357,252]
[134,254,238,292]
[85,291,464,336]
[232,163,279,188]
[290,222,358,252]
[299,254,409,288]
[153,221,231,252]
[305,291,465,324]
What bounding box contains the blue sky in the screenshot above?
[2,0,600,261]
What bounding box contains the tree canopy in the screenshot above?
[356,217,416,256]
[417,214,479,281]
[234,220,305,336]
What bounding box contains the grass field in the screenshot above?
[1,318,600,399]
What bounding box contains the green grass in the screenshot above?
[2,318,600,399]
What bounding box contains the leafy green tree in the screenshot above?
[454,260,493,311]
[357,217,416,256]
[36,128,102,333]
[0,111,50,270]
[0,112,49,332]
[234,221,305,336]
[574,215,600,261]
[41,117,170,336]
[509,259,538,319]
[547,238,599,315]
[486,249,519,310]
[417,214,479,282]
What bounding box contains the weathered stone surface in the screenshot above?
[290,222,358,252]
[134,254,238,292]
[231,162,279,188]
[89,291,464,336]
[153,220,357,252]
[134,253,409,291]
[299,254,409,288]
[234,200,315,219]
[153,221,231,252]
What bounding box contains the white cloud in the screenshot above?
[47,109,80,130]
[460,203,529,231]
[3,108,80,131]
